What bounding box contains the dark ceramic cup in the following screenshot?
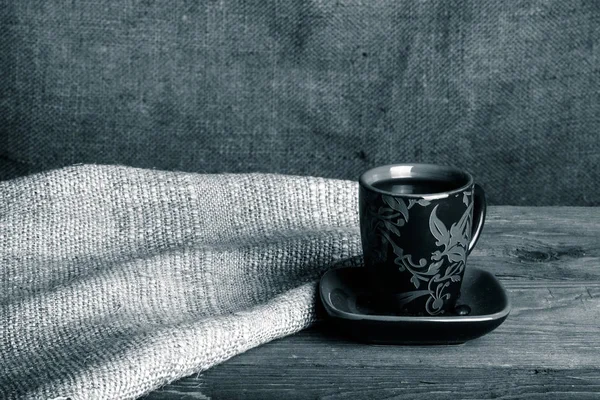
[359,164,486,316]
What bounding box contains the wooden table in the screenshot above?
[146,207,600,399]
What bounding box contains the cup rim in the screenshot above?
[359,163,474,200]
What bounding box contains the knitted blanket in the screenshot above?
[0,165,362,399]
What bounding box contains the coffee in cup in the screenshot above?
[359,164,486,316]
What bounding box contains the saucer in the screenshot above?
[319,266,510,345]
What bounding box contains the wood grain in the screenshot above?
[144,207,600,399]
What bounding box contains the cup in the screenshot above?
[359,164,486,316]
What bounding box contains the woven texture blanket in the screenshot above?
[0,164,362,399]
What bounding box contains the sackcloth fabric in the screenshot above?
[0,164,362,399]
[2,1,600,206]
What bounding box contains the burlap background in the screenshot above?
[1,1,599,205]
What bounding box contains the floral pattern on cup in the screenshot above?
[362,187,474,315]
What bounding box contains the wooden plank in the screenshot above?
[470,207,600,281]
[146,207,600,399]
[147,366,600,399]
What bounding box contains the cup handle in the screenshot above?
[467,183,486,255]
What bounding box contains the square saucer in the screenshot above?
[319,266,510,345]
